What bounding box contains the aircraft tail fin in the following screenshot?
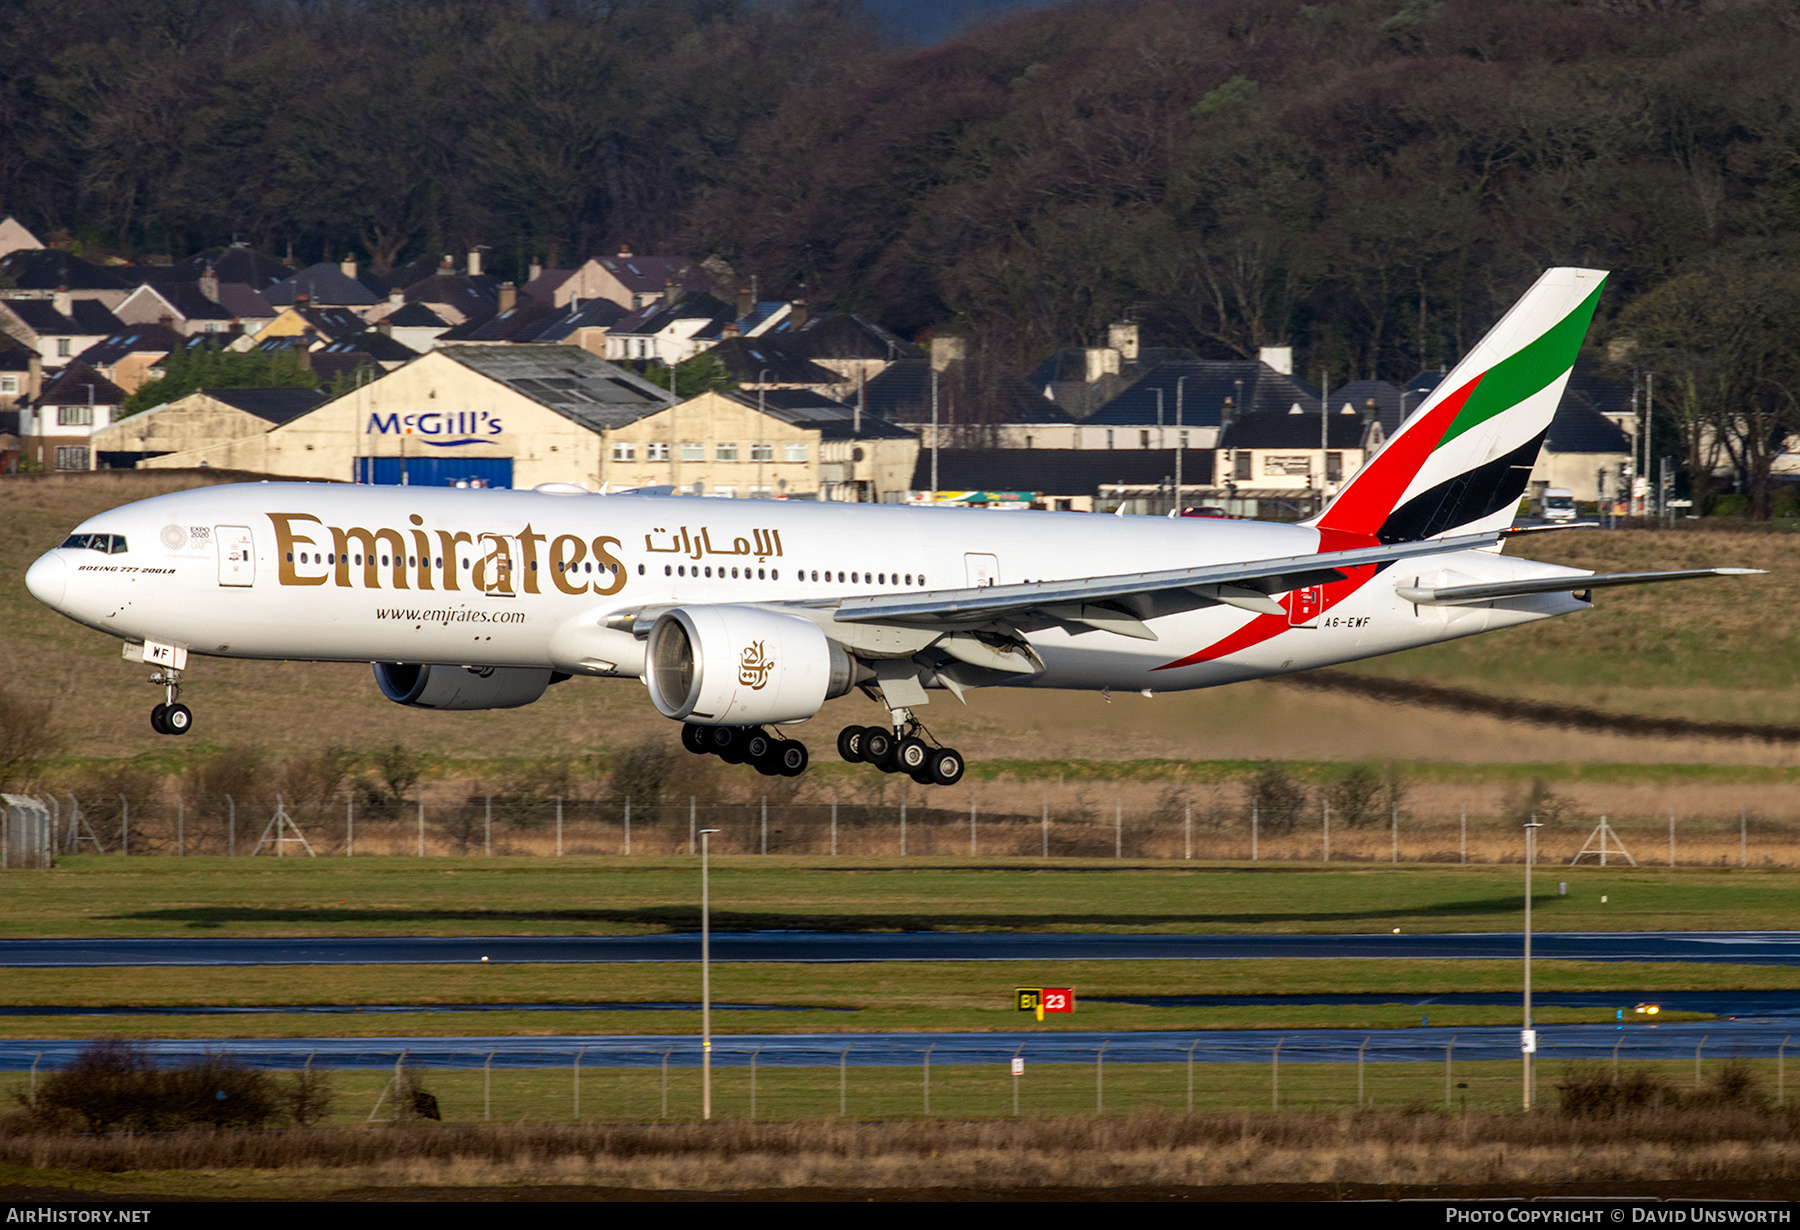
[1310,267,1608,543]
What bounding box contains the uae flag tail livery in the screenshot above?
[1310,267,1607,545]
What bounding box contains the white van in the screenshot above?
[1539,487,1577,522]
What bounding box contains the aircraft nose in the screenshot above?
[25,551,66,609]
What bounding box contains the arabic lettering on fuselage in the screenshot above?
[643,526,784,562]
[267,512,624,597]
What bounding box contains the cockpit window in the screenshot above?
[61,533,128,554]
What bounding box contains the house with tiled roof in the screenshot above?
[262,262,383,311]
[73,323,185,393]
[400,273,499,326]
[0,342,39,410]
[150,246,293,291]
[113,281,235,336]
[18,360,125,470]
[603,292,740,365]
[0,250,133,309]
[561,246,722,311]
[778,312,920,387]
[0,216,44,261]
[0,296,124,365]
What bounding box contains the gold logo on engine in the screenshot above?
[738,641,774,690]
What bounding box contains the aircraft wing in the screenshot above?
[820,530,1505,641]
[1395,567,1764,607]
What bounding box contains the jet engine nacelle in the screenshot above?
[645,605,853,725]
[374,662,555,710]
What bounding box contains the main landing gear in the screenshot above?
[836,711,964,787]
[148,669,193,736]
[681,722,809,777]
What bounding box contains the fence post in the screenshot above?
[1391,798,1398,864]
[1322,801,1329,863]
[1741,810,1747,867]
[347,793,354,857]
[574,1046,586,1121]
[177,795,184,857]
[1669,810,1675,868]
[625,796,631,856]
[1445,1036,1456,1109]
[900,798,906,857]
[227,795,235,857]
[485,1050,494,1120]
[760,797,767,855]
[831,794,838,856]
[923,1042,934,1114]
[556,796,563,857]
[1272,1037,1283,1110]
[1115,799,1122,858]
[689,797,696,855]
[1460,805,1466,865]
[119,794,128,857]
[1358,1036,1368,1106]
[1185,802,1191,861]
[485,795,492,857]
[1096,1039,1108,1113]
[1042,797,1049,858]
[1251,798,1258,862]
[418,798,424,857]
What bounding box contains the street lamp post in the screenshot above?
[756,369,770,500]
[700,827,721,1119]
[1523,814,1543,1109]
[1175,376,1186,513]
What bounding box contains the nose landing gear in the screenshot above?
[148,670,193,736]
[836,710,964,787]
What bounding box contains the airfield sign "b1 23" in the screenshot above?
[1016,988,1074,1021]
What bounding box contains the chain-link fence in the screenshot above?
[12,791,1799,866]
[1,1029,1791,1122]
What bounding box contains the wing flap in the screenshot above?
[1396,567,1764,606]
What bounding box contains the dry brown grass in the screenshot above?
[5,1109,1800,1191]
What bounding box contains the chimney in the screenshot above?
[662,278,679,309]
[738,287,754,319]
[377,319,393,338]
[1084,346,1120,384]
[438,254,454,274]
[158,313,175,329]
[52,288,71,317]
[722,321,741,338]
[340,255,357,279]
[295,292,311,309]
[498,281,517,313]
[1257,345,1293,376]
[617,242,633,258]
[529,260,543,282]
[467,248,482,278]
[1107,321,1140,362]
[789,298,807,329]
[1362,397,1379,426]
[930,336,966,372]
[1220,396,1235,431]
[388,289,404,307]
[199,269,220,303]
[27,354,41,401]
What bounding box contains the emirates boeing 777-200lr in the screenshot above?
[24,268,1763,786]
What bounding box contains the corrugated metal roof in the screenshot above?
[439,345,673,430]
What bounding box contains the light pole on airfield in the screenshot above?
[701,827,721,1119]
[1523,815,1543,1110]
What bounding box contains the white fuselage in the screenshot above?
[26,483,1590,695]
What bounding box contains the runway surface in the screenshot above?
[0,1023,1787,1069]
[5,931,1800,966]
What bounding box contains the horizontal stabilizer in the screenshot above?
[1396,568,1764,607]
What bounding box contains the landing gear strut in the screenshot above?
[836,710,964,787]
[681,723,807,777]
[148,669,192,736]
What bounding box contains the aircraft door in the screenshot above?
[1286,584,1321,627]
[217,525,255,587]
[964,553,1000,588]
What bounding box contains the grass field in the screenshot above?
[6,855,1799,939]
